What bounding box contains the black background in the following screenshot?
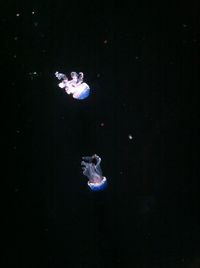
[3,1,200,267]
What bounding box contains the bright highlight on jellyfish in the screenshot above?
[81,154,107,191]
[55,71,90,100]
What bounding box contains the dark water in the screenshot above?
[3,1,199,267]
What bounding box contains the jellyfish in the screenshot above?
[55,71,90,100]
[81,154,108,191]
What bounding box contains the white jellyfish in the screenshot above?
[55,71,90,100]
[81,154,108,191]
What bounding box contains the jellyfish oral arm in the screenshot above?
[55,72,67,80]
[58,80,68,88]
[92,154,101,165]
[82,156,93,162]
[65,84,77,94]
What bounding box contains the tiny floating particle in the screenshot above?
[128,134,133,140]
[28,71,39,80]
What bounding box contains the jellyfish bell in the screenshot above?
[64,82,90,99]
[87,177,107,191]
[72,83,90,100]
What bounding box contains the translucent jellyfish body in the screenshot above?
[81,155,108,191]
[55,71,90,100]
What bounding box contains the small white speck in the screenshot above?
[135,56,139,60]
[34,21,38,27]
[16,130,20,134]
[32,11,35,15]
[14,36,18,41]
[182,24,188,28]
[128,134,133,140]
[28,71,39,80]
[16,13,20,17]
[29,71,37,75]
